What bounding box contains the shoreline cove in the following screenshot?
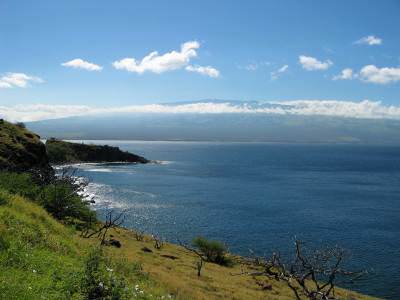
[64,140,400,299]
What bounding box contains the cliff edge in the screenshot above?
[45,138,149,164]
[0,119,52,173]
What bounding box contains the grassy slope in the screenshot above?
[0,121,39,150]
[0,120,49,171]
[0,189,379,300]
[0,189,82,299]
[0,189,168,300]
[106,228,379,300]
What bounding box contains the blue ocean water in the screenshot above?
[74,141,400,299]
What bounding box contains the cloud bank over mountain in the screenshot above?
[2,100,400,123]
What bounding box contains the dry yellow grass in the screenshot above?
[81,227,380,300]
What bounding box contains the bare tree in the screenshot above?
[152,234,165,250]
[178,239,206,277]
[233,240,365,300]
[133,230,145,241]
[82,210,125,245]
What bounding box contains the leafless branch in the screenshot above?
[82,210,125,245]
[178,239,206,277]
[234,240,366,300]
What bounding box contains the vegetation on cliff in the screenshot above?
[0,179,169,299]
[45,138,149,164]
[0,120,51,173]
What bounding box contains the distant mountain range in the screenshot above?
[26,100,400,144]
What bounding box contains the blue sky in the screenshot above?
[0,0,400,119]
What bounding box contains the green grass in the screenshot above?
[0,120,49,171]
[0,190,82,299]
[0,189,170,300]
[0,120,41,155]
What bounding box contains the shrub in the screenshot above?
[0,192,8,206]
[15,122,26,129]
[0,171,96,225]
[82,247,129,299]
[192,236,234,266]
[39,182,96,224]
[46,141,76,164]
[0,172,40,201]
[0,235,9,251]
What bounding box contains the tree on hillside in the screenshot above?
[234,240,366,300]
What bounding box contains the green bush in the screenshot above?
[192,236,234,266]
[0,193,7,206]
[82,247,129,299]
[15,122,26,129]
[0,171,96,225]
[39,182,96,224]
[46,141,77,163]
[0,172,40,201]
[0,235,9,251]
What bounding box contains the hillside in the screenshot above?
[0,119,52,173]
[0,185,378,300]
[45,138,149,164]
[0,185,170,299]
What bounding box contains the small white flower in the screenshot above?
[32,269,37,273]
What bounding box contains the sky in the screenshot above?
[0,0,400,121]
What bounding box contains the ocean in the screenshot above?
[72,141,400,299]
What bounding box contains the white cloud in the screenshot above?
[3,100,400,122]
[270,64,288,80]
[359,65,400,84]
[239,61,270,71]
[333,68,355,80]
[0,104,93,122]
[355,35,382,46]
[112,41,199,74]
[299,55,333,71]
[185,65,220,78]
[244,63,258,71]
[0,73,43,88]
[61,58,103,71]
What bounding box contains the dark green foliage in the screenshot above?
[0,119,52,173]
[0,171,95,225]
[0,171,40,200]
[0,235,9,251]
[39,182,96,224]
[15,122,26,129]
[46,138,149,164]
[45,140,77,163]
[82,247,129,299]
[0,193,7,206]
[192,236,234,267]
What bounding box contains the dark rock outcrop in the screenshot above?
[45,138,149,164]
[0,119,52,174]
